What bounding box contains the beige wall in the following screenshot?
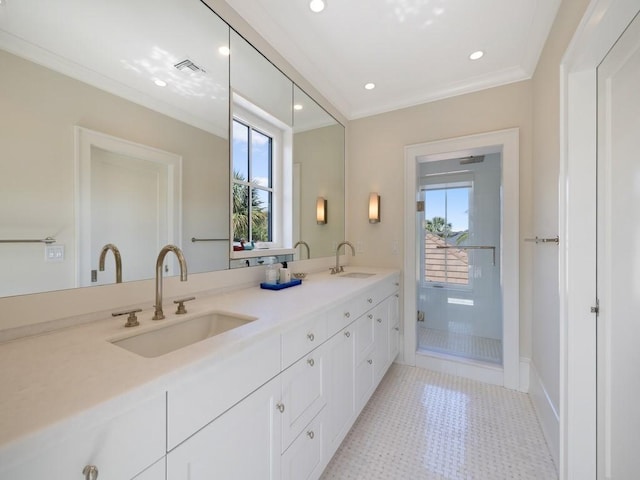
[531,0,590,414]
[347,80,533,357]
[0,49,229,297]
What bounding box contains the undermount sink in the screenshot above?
[111,311,257,358]
[339,272,376,279]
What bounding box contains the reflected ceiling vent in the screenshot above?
[174,58,206,74]
[459,155,484,165]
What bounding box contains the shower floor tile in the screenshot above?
[418,325,502,364]
[320,364,557,480]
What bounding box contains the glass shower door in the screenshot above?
[416,156,502,364]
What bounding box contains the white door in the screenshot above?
[596,10,640,479]
[90,147,168,285]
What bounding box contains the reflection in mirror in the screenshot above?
[293,86,345,259]
[0,0,230,297]
[229,31,294,264]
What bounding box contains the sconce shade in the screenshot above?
[317,197,327,224]
[369,193,380,223]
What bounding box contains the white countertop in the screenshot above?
[0,267,398,451]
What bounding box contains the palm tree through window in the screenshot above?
[232,119,273,243]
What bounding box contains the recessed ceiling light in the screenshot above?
[294,104,303,111]
[154,79,167,87]
[218,46,230,56]
[309,0,325,13]
[469,50,484,60]
[364,83,376,90]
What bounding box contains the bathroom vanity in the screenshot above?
[0,268,400,479]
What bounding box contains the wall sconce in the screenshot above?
[316,197,327,225]
[368,193,381,223]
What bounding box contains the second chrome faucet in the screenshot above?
[153,245,188,320]
[331,241,355,274]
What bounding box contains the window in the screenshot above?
[232,119,273,242]
[423,182,471,286]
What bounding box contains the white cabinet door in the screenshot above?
[388,293,400,362]
[373,301,389,383]
[324,326,355,458]
[282,411,325,480]
[167,377,282,480]
[280,344,327,451]
[0,393,166,480]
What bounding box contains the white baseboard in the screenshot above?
[529,361,559,468]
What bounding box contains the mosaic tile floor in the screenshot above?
[320,364,557,480]
[418,326,502,364]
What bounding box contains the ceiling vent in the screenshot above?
[174,59,206,74]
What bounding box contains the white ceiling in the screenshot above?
[224,0,562,120]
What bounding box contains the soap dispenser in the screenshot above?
[265,257,278,284]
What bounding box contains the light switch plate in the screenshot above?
[45,244,64,262]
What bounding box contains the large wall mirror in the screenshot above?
[0,0,345,299]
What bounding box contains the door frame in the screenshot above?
[75,127,182,287]
[560,1,640,478]
[403,128,520,390]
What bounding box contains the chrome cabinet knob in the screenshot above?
[82,465,99,480]
[276,403,285,413]
[377,318,382,323]
[368,314,373,319]
[307,358,315,367]
[307,333,315,341]
[344,331,351,338]
[367,359,373,365]
[394,326,400,331]
[344,312,350,318]
[367,298,373,303]
[307,430,315,439]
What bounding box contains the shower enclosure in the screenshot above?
[416,154,502,364]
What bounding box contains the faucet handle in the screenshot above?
[174,296,196,314]
[112,308,142,327]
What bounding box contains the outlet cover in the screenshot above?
[45,245,65,262]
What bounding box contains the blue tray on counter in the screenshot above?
[260,278,302,290]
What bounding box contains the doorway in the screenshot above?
[404,128,520,390]
[417,154,502,365]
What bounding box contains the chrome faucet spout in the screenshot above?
[294,240,311,260]
[153,244,188,320]
[332,241,355,274]
[98,243,122,283]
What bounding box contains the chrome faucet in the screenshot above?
[98,243,122,283]
[294,240,311,260]
[331,241,355,274]
[153,245,188,320]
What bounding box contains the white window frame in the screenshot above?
[230,93,293,259]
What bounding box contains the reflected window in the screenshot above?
[232,119,273,242]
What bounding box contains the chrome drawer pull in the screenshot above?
[307,430,315,439]
[83,465,99,480]
[307,333,315,341]
[307,358,315,367]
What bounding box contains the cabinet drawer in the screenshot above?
[0,392,166,480]
[282,313,327,368]
[281,344,327,451]
[282,410,325,480]
[327,301,359,337]
[167,333,280,449]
